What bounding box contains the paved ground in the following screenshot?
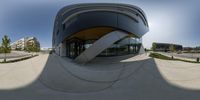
[0,51,35,62]
[159,52,200,61]
[0,51,31,59]
[0,53,200,100]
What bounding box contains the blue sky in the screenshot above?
[0,0,200,48]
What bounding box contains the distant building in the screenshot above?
[41,47,52,51]
[183,47,193,51]
[183,46,200,52]
[152,42,183,52]
[11,37,40,51]
[11,38,25,50]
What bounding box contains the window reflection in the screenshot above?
[66,37,142,59]
[98,37,141,56]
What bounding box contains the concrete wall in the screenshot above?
[55,41,66,57]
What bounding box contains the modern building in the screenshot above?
[183,46,200,52]
[152,42,183,52]
[26,37,40,50]
[183,47,193,51]
[11,38,25,50]
[52,3,149,63]
[11,37,40,51]
[41,47,52,51]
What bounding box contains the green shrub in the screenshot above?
[149,52,172,60]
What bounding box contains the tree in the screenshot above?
[169,44,176,52]
[25,43,40,55]
[1,35,11,62]
[0,46,3,53]
[15,47,21,51]
[152,43,157,51]
[169,44,176,59]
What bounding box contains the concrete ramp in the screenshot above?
[75,30,128,64]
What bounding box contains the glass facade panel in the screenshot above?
[66,39,84,59]
[98,37,141,56]
[65,37,142,59]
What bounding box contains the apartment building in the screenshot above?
[11,37,40,51]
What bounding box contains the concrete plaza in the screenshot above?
[0,53,200,100]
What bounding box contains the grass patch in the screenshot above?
[149,52,172,60]
[182,51,200,53]
[0,55,38,63]
[149,52,200,63]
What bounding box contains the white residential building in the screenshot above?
[11,37,40,51]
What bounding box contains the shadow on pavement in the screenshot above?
[0,54,200,100]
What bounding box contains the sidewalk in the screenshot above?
[157,52,198,62]
[0,54,37,62]
[0,53,200,100]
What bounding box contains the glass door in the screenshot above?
[66,39,84,59]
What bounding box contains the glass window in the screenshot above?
[63,23,65,30]
[66,37,142,59]
[84,44,92,49]
[98,37,142,56]
[56,30,59,35]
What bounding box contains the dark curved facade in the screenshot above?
[53,3,149,61]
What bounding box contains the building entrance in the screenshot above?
[66,39,84,59]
